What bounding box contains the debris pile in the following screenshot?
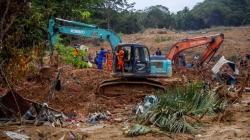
[0,90,66,126]
[87,111,110,124]
[133,95,158,114]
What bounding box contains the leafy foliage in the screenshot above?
[92,0,250,33]
[0,0,102,85]
[1,0,249,85]
[56,37,88,69]
[126,124,151,136]
[127,82,226,136]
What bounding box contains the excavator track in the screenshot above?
[96,78,166,97]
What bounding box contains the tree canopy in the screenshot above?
[91,0,250,33]
[1,0,250,59]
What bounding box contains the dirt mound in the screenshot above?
[17,67,171,116]
[16,68,110,115]
[122,26,250,60]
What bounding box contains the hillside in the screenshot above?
[0,25,249,140]
[121,26,250,60]
[1,0,250,139]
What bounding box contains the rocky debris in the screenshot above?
[87,112,110,124]
[0,90,66,127]
[4,131,30,140]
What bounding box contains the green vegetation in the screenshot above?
[56,36,88,69]
[92,0,250,33]
[0,0,102,83]
[56,44,89,69]
[1,0,249,83]
[154,36,171,43]
[127,82,226,136]
[1,0,249,59]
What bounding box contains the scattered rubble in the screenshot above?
[134,95,158,114]
[87,112,110,124]
[0,27,249,139]
[4,131,30,140]
[0,90,66,127]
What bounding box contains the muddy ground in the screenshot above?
[0,95,249,139]
[0,66,249,140]
[0,26,250,139]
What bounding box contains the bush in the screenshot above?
[127,82,226,136]
[56,43,89,69]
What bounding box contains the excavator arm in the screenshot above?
[48,17,122,51]
[166,33,224,66]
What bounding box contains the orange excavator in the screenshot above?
[165,33,224,67]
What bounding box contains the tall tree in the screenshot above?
[144,5,172,28]
[0,0,29,56]
[94,0,135,29]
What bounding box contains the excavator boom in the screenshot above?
[166,33,224,66]
[47,17,169,96]
[47,17,224,96]
[48,17,121,51]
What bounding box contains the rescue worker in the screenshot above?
[155,48,162,56]
[73,47,80,57]
[94,51,99,66]
[73,47,80,65]
[178,53,186,67]
[116,46,125,72]
[105,50,113,71]
[97,48,106,70]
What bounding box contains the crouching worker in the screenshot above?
[116,46,124,73]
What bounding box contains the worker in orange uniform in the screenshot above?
[73,47,80,65]
[116,46,125,72]
[73,47,80,57]
[105,50,113,71]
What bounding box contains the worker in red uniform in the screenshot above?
[116,46,125,72]
[105,50,113,71]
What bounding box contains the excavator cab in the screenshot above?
[99,43,170,95]
[113,44,151,77]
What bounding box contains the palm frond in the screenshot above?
[125,124,151,136]
[128,82,226,136]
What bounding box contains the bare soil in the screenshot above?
[0,92,249,140]
[122,26,250,61]
[0,26,250,139]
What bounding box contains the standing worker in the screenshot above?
[155,48,162,56]
[73,47,80,66]
[97,48,106,70]
[116,46,125,72]
[94,51,99,66]
[73,47,80,57]
[106,50,113,71]
[178,53,186,67]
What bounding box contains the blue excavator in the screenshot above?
[48,17,172,95]
[48,17,224,95]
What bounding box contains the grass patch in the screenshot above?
[154,36,171,43]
